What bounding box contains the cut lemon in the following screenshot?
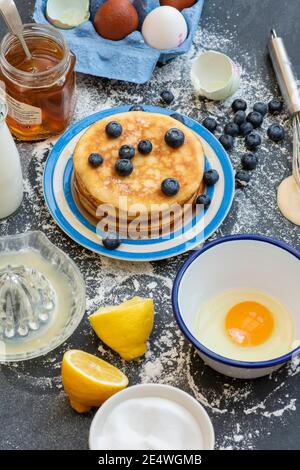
[61,350,128,413]
[89,297,154,361]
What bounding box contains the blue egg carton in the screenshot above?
[34,0,204,84]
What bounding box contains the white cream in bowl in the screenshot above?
[89,384,215,450]
[94,397,203,450]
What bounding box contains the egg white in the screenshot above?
[194,289,295,362]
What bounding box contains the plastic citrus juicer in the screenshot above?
[0,264,55,338]
[0,232,86,362]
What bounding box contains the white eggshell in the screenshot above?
[46,0,90,29]
[142,6,188,50]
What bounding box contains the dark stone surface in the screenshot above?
[0,0,300,450]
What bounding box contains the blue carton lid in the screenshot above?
[34,0,204,84]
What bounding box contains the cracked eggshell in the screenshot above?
[191,51,241,101]
[46,0,90,30]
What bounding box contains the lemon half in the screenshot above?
[89,297,154,361]
[61,350,128,413]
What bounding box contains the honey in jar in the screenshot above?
[0,24,76,141]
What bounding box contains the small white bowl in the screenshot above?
[172,235,300,379]
[191,51,241,101]
[89,384,215,450]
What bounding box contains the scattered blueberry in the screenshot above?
[245,132,262,150]
[253,102,268,116]
[203,169,219,186]
[240,121,254,137]
[196,194,211,209]
[232,99,247,112]
[246,111,263,128]
[138,140,153,155]
[161,90,174,105]
[268,99,283,114]
[106,121,122,138]
[241,153,259,171]
[170,113,185,124]
[235,170,251,188]
[129,105,145,112]
[202,117,218,133]
[267,123,285,142]
[161,178,180,196]
[102,232,121,250]
[224,122,240,137]
[219,134,234,151]
[234,110,246,126]
[88,153,104,167]
[115,159,133,176]
[165,128,185,148]
[119,145,135,159]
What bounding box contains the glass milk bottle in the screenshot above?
[0,99,23,219]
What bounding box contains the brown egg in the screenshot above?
[94,0,139,41]
[160,0,196,11]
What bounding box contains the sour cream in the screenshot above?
[94,397,204,450]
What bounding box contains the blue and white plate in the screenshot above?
[44,105,234,262]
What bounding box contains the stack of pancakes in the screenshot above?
[73,112,204,238]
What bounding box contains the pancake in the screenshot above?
[74,172,203,221]
[73,112,204,218]
[73,174,202,238]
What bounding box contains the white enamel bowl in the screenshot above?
[172,235,300,379]
[89,384,215,450]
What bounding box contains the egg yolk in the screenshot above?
[225,301,274,347]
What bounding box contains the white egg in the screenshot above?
[142,6,188,50]
[194,289,295,362]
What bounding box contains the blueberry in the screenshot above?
[245,132,262,150]
[234,110,246,126]
[224,122,240,137]
[202,117,218,133]
[170,113,185,124]
[161,90,174,105]
[268,99,283,114]
[246,111,263,128]
[253,102,268,116]
[102,232,121,250]
[161,178,180,196]
[129,105,145,112]
[119,145,135,159]
[241,153,259,171]
[267,123,285,142]
[88,153,104,167]
[203,169,219,186]
[165,128,185,148]
[115,159,133,176]
[196,194,211,209]
[106,121,122,138]
[240,122,254,136]
[235,170,251,188]
[138,140,153,155]
[219,134,234,151]
[232,99,247,112]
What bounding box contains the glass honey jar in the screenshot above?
[0,24,76,141]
